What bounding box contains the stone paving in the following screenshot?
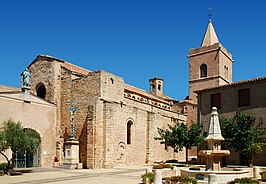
[1,165,147,184]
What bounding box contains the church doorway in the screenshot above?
[14,129,41,168]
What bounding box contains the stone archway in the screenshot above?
[117,142,126,166]
[15,129,41,168]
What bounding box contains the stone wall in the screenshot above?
[0,92,57,167]
[84,70,187,168]
[28,57,187,169]
[61,70,101,167]
[29,58,62,143]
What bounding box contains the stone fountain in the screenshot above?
[180,107,250,184]
[198,107,230,171]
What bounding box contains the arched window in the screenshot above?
[127,120,133,144]
[36,84,46,99]
[158,84,161,91]
[151,84,155,92]
[200,64,207,78]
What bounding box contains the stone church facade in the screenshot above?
[27,56,186,168]
[1,18,265,168]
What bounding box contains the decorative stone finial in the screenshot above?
[204,107,224,141]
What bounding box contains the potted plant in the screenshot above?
[53,156,60,167]
[141,172,154,184]
[260,170,266,181]
[164,176,197,184]
[227,177,259,184]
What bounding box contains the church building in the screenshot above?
[1,17,265,168]
[24,54,186,168]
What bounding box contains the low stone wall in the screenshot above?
[181,168,250,184]
[153,168,178,178]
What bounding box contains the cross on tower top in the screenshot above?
[208,8,213,21]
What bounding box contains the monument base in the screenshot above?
[64,140,80,166]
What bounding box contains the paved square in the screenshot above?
[1,165,147,184]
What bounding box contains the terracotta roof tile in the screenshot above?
[177,99,197,105]
[63,62,90,76]
[124,84,175,103]
[30,55,90,76]
[196,76,266,93]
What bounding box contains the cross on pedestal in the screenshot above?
[67,100,80,140]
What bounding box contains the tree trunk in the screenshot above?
[185,147,188,165]
[0,151,14,174]
[239,152,252,167]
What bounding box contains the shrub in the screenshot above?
[227,177,259,184]
[141,172,154,183]
[164,176,197,184]
[0,163,8,170]
[153,164,163,169]
[166,164,174,170]
[152,163,174,170]
[260,170,266,181]
[165,159,178,163]
[54,156,59,162]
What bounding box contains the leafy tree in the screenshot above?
[220,111,265,166]
[155,121,204,164]
[0,119,40,174]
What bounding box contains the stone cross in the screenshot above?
[67,100,80,140]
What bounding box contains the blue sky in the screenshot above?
[0,0,265,100]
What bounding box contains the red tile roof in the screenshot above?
[177,99,197,106]
[124,84,174,103]
[63,62,90,76]
[196,76,266,93]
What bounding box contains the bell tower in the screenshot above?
[188,19,234,103]
[149,77,164,96]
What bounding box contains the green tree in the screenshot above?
[220,111,265,166]
[155,121,204,164]
[0,119,40,174]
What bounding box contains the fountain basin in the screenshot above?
[180,168,250,184]
[198,150,230,171]
[198,150,230,156]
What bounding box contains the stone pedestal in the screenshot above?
[208,174,217,184]
[64,140,80,165]
[22,87,31,102]
[154,169,162,184]
[253,166,261,179]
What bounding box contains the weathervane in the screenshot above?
[208,8,213,21]
[67,100,80,140]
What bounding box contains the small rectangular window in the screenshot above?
[238,88,250,106]
[211,93,221,109]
